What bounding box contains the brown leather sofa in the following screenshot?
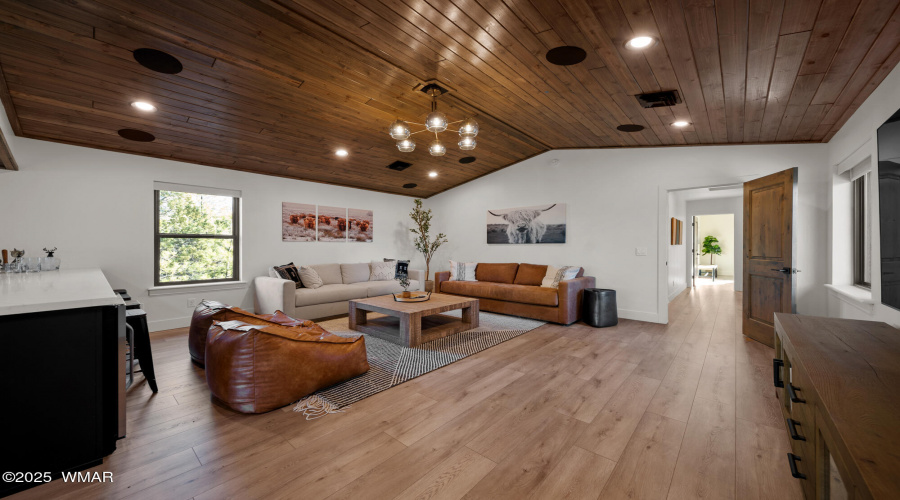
[205,319,369,413]
[435,263,595,324]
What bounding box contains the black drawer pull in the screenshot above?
[786,418,806,441]
[787,383,806,404]
[773,359,784,388]
[787,453,806,479]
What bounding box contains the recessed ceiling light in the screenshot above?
[335,149,349,157]
[625,36,658,50]
[131,101,157,112]
[671,121,690,127]
[428,171,438,178]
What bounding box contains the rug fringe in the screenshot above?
[292,394,347,420]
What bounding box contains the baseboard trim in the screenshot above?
[668,284,687,302]
[149,316,191,333]
[618,308,661,324]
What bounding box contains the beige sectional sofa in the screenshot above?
[253,262,423,320]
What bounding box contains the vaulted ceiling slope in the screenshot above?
[0,0,898,196]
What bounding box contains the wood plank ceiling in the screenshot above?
[0,0,898,197]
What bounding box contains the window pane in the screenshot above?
[159,238,234,282]
[158,191,233,235]
[863,174,871,285]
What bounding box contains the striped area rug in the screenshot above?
[292,310,545,418]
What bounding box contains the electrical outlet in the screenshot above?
[635,247,648,256]
[187,298,199,308]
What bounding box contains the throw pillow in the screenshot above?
[370,261,396,281]
[448,260,477,281]
[298,266,324,289]
[267,267,280,279]
[541,265,581,289]
[384,258,410,278]
[273,262,303,289]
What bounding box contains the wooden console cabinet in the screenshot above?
[773,313,900,499]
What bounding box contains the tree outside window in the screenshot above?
[155,189,240,285]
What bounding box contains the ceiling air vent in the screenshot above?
[387,161,412,171]
[636,90,681,109]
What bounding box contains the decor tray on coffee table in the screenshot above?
[348,293,478,347]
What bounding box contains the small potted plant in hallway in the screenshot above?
[409,199,448,292]
[702,235,722,264]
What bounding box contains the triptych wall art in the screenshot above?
[282,202,373,242]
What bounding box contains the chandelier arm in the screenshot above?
[408,129,430,135]
[406,121,425,126]
[446,120,464,126]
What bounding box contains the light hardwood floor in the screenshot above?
[12,284,804,500]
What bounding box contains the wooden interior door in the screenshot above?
[743,168,797,347]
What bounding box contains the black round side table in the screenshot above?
[583,288,618,328]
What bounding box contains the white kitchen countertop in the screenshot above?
[0,268,124,316]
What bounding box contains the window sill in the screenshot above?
[825,284,874,314]
[148,281,248,296]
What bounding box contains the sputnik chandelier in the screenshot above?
[388,84,478,156]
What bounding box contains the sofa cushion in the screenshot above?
[475,263,519,284]
[295,284,367,307]
[449,260,477,281]
[514,264,549,286]
[341,263,370,284]
[440,281,558,306]
[311,263,343,285]
[384,258,410,278]
[273,262,303,289]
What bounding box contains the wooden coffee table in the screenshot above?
[348,294,479,347]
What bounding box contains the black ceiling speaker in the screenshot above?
[459,156,476,164]
[387,160,412,171]
[546,46,587,66]
[617,124,645,133]
[403,183,418,189]
[117,129,156,142]
[133,48,183,74]
[636,90,682,108]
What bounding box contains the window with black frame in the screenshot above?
[852,172,871,289]
[154,183,240,286]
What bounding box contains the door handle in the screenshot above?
[787,453,807,479]
[788,383,805,404]
[786,418,806,441]
[773,359,784,388]
[771,267,791,273]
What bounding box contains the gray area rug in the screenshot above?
[292,310,545,418]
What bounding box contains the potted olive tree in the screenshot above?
[409,199,448,292]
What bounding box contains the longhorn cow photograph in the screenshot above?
[486,203,567,244]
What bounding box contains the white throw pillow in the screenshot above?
[449,260,477,281]
[267,266,279,279]
[299,266,324,289]
[369,261,396,281]
[541,265,580,289]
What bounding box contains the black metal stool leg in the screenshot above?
[127,313,158,393]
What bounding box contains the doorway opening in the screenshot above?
[693,214,735,287]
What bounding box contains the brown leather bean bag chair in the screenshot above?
[205,320,369,413]
[189,300,294,366]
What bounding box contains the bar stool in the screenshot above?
[115,290,158,393]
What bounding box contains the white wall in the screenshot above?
[826,57,900,327]
[695,214,735,276]
[667,191,687,301]
[685,196,744,291]
[0,106,424,331]
[426,145,830,323]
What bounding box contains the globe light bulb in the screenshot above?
[458,136,476,151]
[396,138,415,152]
[458,118,479,137]
[428,139,446,156]
[425,111,448,132]
[389,119,410,140]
